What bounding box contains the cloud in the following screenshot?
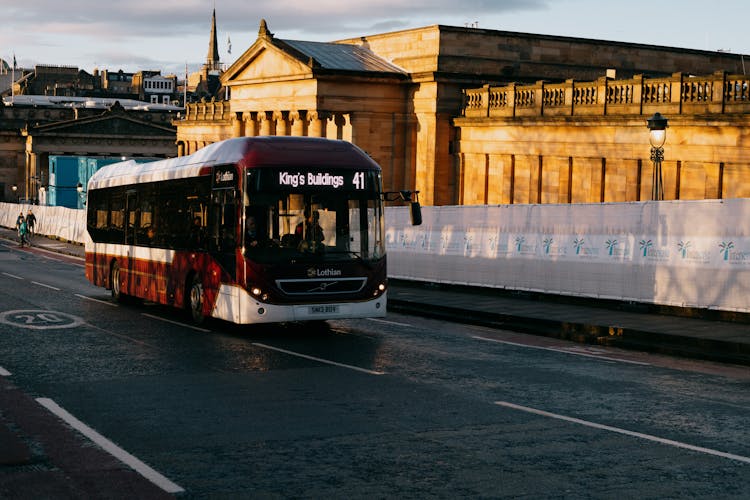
[2,0,549,71]
[6,0,547,37]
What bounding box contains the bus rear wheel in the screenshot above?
[188,275,206,324]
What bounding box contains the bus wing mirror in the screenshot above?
[410,201,422,226]
[384,190,421,225]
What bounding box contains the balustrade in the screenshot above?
[573,84,597,106]
[183,99,231,121]
[461,71,750,118]
[543,86,566,107]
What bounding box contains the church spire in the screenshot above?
[206,8,220,72]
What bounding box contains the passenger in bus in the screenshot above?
[246,216,259,248]
[295,208,324,251]
[189,216,204,247]
[295,208,324,242]
[246,215,277,249]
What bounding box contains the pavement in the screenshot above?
[1,227,749,498]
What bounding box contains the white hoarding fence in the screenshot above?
[386,199,750,312]
[3,199,750,312]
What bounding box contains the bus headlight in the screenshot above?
[250,287,269,302]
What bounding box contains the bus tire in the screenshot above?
[188,275,206,324]
[111,261,124,302]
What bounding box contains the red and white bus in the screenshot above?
[84,136,419,324]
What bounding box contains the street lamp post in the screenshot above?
[11,184,18,203]
[646,112,668,201]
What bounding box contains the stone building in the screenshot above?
[12,65,99,97]
[455,72,750,204]
[175,21,749,206]
[0,96,179,202]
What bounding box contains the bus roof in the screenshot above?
[87,136,381,190]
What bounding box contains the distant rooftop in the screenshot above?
[2,95,182,111]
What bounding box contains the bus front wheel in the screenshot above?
[188,275,206,324]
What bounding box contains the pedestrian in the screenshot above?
[18,217,29,247]
[15,211,25,241]
[26,209,36,236]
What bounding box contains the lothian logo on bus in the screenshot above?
[216,171,234,183]
[307,267,343,278]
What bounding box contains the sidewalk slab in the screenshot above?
[388,280,750,366]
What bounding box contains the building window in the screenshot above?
[150,95,158,104]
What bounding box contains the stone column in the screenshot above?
[244,112,258,137]
[26,151,37,202]
[275,111,288,136]
[334,113,350,141]
[259,111,273,136]
[308,111,330,138]
[232,112,243,138]
[290,111,306,136]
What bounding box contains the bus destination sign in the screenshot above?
[254,169,376,192]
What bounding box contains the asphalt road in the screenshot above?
[1,241,749,499]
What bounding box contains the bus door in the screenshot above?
[125,190,137,246]
[209,165,237,279]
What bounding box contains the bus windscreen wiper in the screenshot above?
[327,250,372,268]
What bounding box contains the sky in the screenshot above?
[2,0,750,76]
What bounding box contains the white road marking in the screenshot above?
[39,243,71,249]
[31,281,61,291]
[35,398,184,493]
[495,400,750,465]
[0,366,11,376]
[0,310,85,330]
[142,313,211,332]
[367,317,413,327]
[253,342,385,375]
[473,335,651,366]
[27,245,85,263]
[75,294,117,307]
[2,272,23,280]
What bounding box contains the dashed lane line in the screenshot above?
[75,294,117,307]
[367,317,413,327]
[495,400,750,465]
[253,342,386,375]
[31,281,61,291]
[473,335,651,366]
[142,313,211,333]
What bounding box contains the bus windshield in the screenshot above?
[243,168,385,264]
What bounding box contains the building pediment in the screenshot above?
[26,109,175,138]
[223,39,313,85]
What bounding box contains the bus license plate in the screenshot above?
[309,305,339,315]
